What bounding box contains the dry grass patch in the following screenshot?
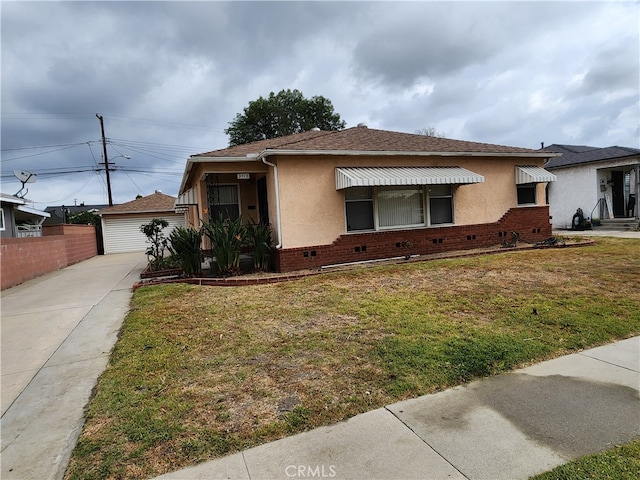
[66,238,640,479]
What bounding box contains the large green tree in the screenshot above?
[225,89,346,146]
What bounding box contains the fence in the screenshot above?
[1,224,98,290]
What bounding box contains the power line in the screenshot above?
[108,138,208,153]
[1,141,95,152]
[0,143,89,162]
[3,111,225,133]
[103,113,220,132]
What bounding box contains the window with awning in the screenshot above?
[515,166,556,206]
[335,166,484,190]
[515,166,556,184]
[339,167,482,232]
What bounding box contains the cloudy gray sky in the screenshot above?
[2,1,638,209]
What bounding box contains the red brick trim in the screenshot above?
[131,237,594,291]
[274,206,553,272]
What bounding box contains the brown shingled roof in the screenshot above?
[192,126,541,158]
[100,192,177,215]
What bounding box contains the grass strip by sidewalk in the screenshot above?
[65,237,640,479]
[530,438,640,480]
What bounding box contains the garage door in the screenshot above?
[103,214,186,254]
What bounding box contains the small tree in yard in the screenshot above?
[140,218,169,271]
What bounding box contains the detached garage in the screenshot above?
[100,191,186,254]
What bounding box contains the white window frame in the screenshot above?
[0,207,5,231]
[427,185,455,226]
[345,185,455,232]
[345,187,375,231]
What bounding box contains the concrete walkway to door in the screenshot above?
[1,252,146,480]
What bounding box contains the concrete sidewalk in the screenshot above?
[554,229,640,239]
[156,336,639,480]
[1,252,146,480]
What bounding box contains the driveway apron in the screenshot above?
[1,252,146,480]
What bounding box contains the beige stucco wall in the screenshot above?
[273,155,549,248]
[183,155,549,250]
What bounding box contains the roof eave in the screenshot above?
[16,205,50,217]
[100,209,176,216]
[259,149,559,158]
[180,155,260,194]
[546,154,640,170]
[178,148,559,194]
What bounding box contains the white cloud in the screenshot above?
[1,0,638,208]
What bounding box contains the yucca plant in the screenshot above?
[245,221,272,271]
[167,226,203,277]
[202,214,246,276]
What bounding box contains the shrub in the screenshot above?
[168,227,203,277]
[202,215,246,276]
[140,219,169,271]
[244,221,272,271]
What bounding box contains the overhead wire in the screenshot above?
[0,143,89,162]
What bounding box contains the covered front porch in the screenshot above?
[595,164,640,220]
[175,166,273,254]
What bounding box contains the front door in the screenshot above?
[611,171,625,217]
[257,177,269,226]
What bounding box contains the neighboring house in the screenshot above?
[543,145,640,229]
[99,191,186,254]
[44,204,108,225]
[177,125,558,272]
[0,193,51,238]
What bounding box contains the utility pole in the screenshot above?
[96,114,113,206]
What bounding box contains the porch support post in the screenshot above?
[635,163,639,220]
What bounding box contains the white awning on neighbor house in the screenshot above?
[335,166,484,190]
[16,205,50,218]
[516,166,556,184]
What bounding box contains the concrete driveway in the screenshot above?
[1,252,146,480]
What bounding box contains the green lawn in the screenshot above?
[65,237,640,479]
[531,439,640,480]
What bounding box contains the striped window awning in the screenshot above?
[335,166,484,190]
[516,166,556,184]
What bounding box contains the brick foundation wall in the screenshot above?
[274,206,552,272]
[1,225,97,290]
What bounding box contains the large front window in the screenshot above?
[378,186,424,228]
[208,184,240,221]
[345,185,453,232]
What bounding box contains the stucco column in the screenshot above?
[635,164,639,220]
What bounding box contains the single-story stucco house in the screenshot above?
[543,144,640,229]
[176,125,559,272]
[100,191,186,254]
